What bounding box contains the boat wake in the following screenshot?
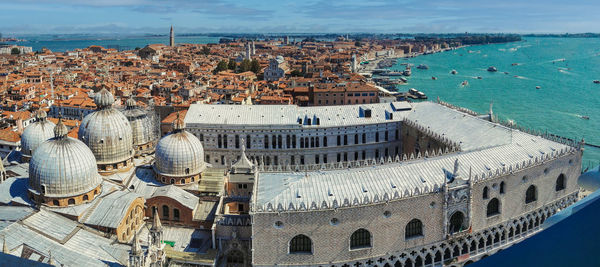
[513,75,530,80]
[558,69,577,75]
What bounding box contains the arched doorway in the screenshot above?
[449,211,465,234]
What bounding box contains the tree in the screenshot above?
[213,60,228,74]
[250,59,261,74]
[11,47,20,55]
[201,46,211,55]
[228,59,237,70]
[239,59,251,73]
[290,70,304,77]
[355,41,362,47]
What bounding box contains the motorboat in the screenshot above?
[487,66,498,72]
[476,76,483,80]
[431,77,437,80]
[594,80,600,84]
[581,115,590,120]
[461,80,469,86]
[536,86,541,89]
[417,64,429,70]
[451,70,458,75]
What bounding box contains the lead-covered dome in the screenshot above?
[122,97,157,156]
[29,118,101,203]
[21,110,55,160]
[79,89,134,174]
[153,113,205,184]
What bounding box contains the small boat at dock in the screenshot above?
[417,64,429,70]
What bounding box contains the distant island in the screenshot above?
[522,33,600,38]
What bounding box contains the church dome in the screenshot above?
[21,110,55,158]
[121,97,157,156]
[29,118,101,199]
[154,114,205,183]
[79,89,134,173]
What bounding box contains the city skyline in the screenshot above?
[2,0,600,35]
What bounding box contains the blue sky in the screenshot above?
[2,0,599,34]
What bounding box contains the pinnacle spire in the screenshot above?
[48,250,54,265]
[2,236,8,254]
[151,208,162,231]
[131,231,142,256]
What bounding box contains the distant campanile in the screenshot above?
[169,25,174,47]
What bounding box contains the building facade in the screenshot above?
[184,102,442,169]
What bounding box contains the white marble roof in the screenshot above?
[185,101,411,128]
[253,102,577,213]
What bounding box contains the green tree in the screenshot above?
[228,59,237,70]
[10,47,20,55]
[250,59,261,73]
[354,41,362,47]
[201,46,211,55]
[239,59,251,73]
[213,60,228,74]
[290,70,304,77]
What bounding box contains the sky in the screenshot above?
[1,0,600,35]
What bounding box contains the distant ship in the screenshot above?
[417,64,429,70]
[451,69,458,75]
[594,80,600,84]
[487,66,498,72]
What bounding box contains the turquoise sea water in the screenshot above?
[11,35,221,52]
[390,37,600,167]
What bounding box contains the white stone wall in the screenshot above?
[250,151,582,266]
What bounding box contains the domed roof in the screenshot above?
[121,98,156,147]
[154,114,205,177]
[79,90,134,164]
[29,119,101,198]
[21,110,56,157]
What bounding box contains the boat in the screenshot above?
[594,80,600,84]
[461,81,469,86]
[487,66,498,72]
[504,72,509,75]
[536,86,541,89]
[511,63,519,66]
[380,71,404,76]
[476,76,483,80]
[402,69,412,76]
[451,70,458,75]
[399,77,408,83]
[581,115,590,120]
[431,77,437,80]
[417,64,429,70]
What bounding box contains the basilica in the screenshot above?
[0,89,586,267]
